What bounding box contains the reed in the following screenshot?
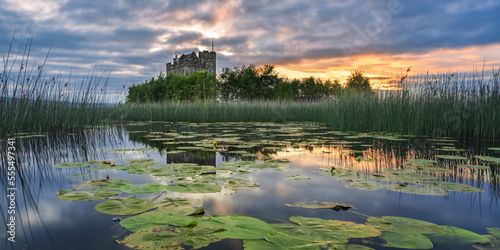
[0,39,113,137]
[117,69,500,139]
[2,39,498,139]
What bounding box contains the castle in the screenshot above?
[166,44,216,76]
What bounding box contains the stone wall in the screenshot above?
[166,51,216,76]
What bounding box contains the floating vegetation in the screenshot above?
[86,160,118,170]
[120,213,198,232]
[380,232,434,249]
[198,215,272,239]
[119,183,166,194]
[263,216,381,249]
[421,181,484,193]
[45,121,500,249]
[96,179,132,191]
[95,197,154,215]
[385,183,448,196]
[366,216,445,235]
[285,175,311,180]
[117,225,222,250]
[224,181,260,191]
[427,226,490,246]
[475,156,500,164]
[487,227,500,238]
[56,190,120,201]
[164,183,221,193]
[285,201,355,211]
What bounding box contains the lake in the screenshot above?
[2,121,499,249]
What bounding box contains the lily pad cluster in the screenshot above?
[117,214,382,250]
[321,166,484,196]
[365,216,490,249]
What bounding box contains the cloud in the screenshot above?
[1,0,499,95]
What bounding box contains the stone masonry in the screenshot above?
[166,50,216,76]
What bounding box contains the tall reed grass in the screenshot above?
[117,69,500,139]
[0,39,113,137]
[2,38,499,139]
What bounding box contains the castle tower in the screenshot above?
[166,41,216,76]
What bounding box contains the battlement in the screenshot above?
[166,50,216,76]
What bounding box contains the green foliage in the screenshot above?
[346,70,372,91]
[219,65,337,100]
[56,190,120,201]
[126,71,218,103]
[95,197,154,215]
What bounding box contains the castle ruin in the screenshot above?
[166,49,216,76]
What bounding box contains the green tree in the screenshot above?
[126,71,218,103]
[346,70,372,91]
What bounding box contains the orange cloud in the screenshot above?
[274,43,500,85]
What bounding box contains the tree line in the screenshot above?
[126,64,372,103]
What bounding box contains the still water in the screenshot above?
[1,122,499,249]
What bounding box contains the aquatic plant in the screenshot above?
[117,70,500,139]
[0,37,115,137]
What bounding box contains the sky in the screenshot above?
[2,0,500,98]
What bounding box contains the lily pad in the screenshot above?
[345,244,375,250]
[56,190,120,201]
[421,181,484,193]
[381,232,433,249]
[198,215,272,239]
[95,197,154,215]
[154,197,203,209]
[117,225,223,250]
[120,213,198,232]
[86,160,116,170]
[96,179,132,191]
[427,226,490,246]
[474,156,500,164]
[346,180,385,191]
[53,162,89,168]
[119,183,166,194]
[225,181,260,191]
[265,216,381,249]
[286,175,311,180]
[285,201,355,211]
[487,148,500,151]
[164,183,221,193]
[385,184,448,196]
[486,227,500,238]
[365,216,445,235]
[436,155,467,160]
[243,239,280,250]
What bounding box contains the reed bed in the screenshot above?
[0,40,113,137]
[2,39,499,139]
[118,70,500,139]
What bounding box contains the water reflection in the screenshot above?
[1,122,499,249]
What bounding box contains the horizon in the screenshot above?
[2,0,500,99]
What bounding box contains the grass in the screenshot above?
[0,39,113,137]
[117,69,500,139]
[2,39,499,139]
